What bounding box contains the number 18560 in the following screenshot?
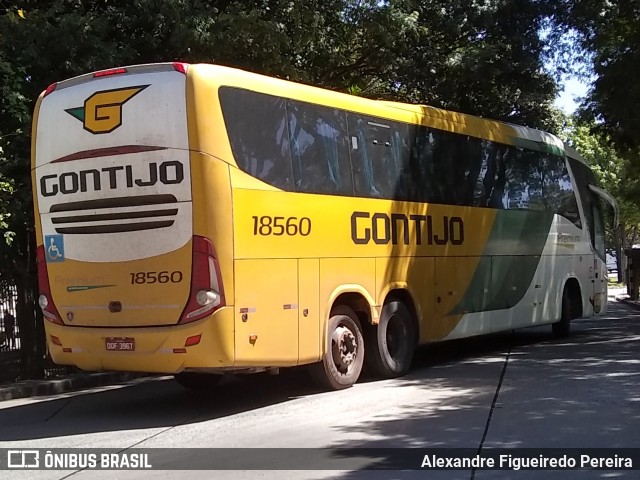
[252,216,311,236]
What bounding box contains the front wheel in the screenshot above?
[552,287,573,338]
[366,300,417,378]
[310,306,365,390]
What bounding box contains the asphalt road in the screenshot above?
[1,300,639,480]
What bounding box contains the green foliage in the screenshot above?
[388,0,560,131]
[553,0,640,150]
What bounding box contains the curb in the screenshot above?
[618,297,640,311]
[0,372,151,402]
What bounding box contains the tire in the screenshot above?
[310,306,365,390]
[174,372,222,391]
[552,287,572,338]
[366,300,417,378]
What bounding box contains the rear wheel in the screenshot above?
[552,287,573,338]
[310,306,364,390]
[366,300,417,378]
[174,372,222,391]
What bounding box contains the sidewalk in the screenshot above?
[608,285,640,309]
[0,371,151,402]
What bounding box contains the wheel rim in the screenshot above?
[331,323,358,375]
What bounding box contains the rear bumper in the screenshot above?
[44,306,235,373]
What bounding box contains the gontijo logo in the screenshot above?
[65,85,149,134]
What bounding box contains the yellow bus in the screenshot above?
[31,63,616,390]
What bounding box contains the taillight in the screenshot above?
[93,67,128,78]
[178,236,225,324]
[36,245,63,325]
[173,62,188,74]
[43,83,57,97]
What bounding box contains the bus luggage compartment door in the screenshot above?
[234,259,299,365]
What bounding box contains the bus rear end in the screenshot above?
[31,63,234,373]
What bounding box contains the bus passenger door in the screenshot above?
[590,195,607,313]
[234,259,299,365]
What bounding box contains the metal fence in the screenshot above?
[0,285,19,352]
[1,284,77,384]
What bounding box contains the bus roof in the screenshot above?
[191,64,565,156]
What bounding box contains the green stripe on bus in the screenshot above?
[510,137,564,156]
[449,209,554,314]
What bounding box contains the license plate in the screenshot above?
[105,338,135,351]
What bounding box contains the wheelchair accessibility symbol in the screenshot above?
[45,235,65,263]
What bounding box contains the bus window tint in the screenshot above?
[219,87,294,190]
[544,156,582,228]
[390,123,412,201]
[503,148,546,210]
[348,115,408,199]
[408,126,435,203]
[287,100,353,195]
[220,86,581,225]
[474,141,510,209]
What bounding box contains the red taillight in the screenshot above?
[36,246,63,325]
[173,62,188,74]
[43,83,57,97]
[93,67,128,78]
[178,236,225,324]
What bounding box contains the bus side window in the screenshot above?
[424,128,479,206]
[390,123,412,201]
[219,87,294,191]
[411,126,439,203]
[287,100,353,196]
[474,141,508,209]
[455,135,484,206]
[348,114,408,199]
[544,155,582,228]
[511,150,549,211]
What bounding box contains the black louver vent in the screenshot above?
[50,194,178,234]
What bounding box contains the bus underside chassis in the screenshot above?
[174,371,222,391]
[552,282,582,338]
[310,299,418,390]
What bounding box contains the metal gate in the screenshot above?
[1,284,77,384]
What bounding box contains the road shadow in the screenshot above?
[307,302,640,480]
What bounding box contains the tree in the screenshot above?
[553,0,640,150]
[385,0,560,131]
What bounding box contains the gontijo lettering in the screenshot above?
[351,211,464,246]
[39,161,184,197]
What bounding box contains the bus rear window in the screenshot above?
[219,88,294,191]
[220,87,354,196]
